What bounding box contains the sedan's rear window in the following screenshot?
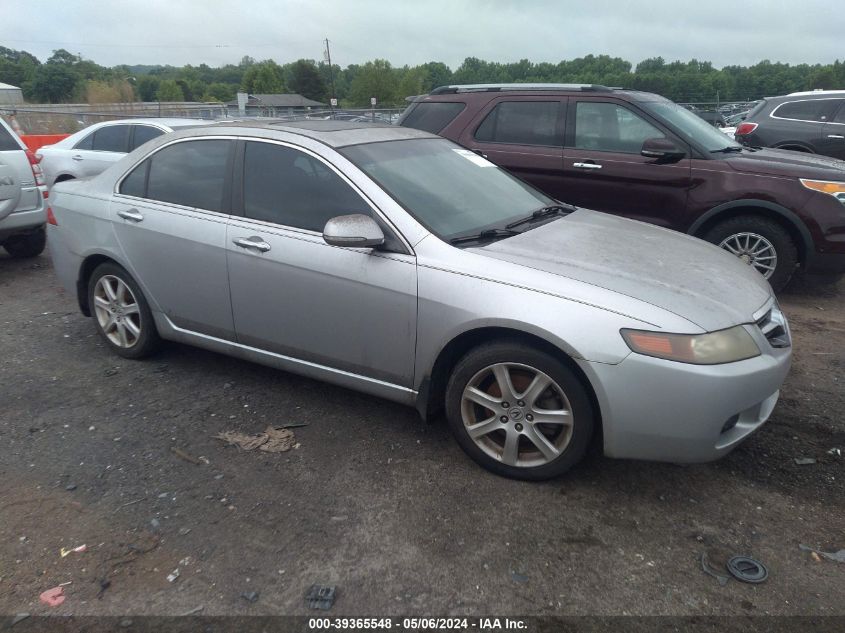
[399,102,465,134]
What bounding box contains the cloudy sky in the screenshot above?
[3,0,842,69]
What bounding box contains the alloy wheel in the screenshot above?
[718,232,777,279]
[460,362,574,468]
[93,275,142,348]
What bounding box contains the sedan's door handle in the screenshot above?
[827,134,845,139]
[71,154,83,161]
[233,236,271,252]
[573,162,602,170]
[117,209,144,222]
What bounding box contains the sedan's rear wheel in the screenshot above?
[88,262,160,359]
[445,342,594,480]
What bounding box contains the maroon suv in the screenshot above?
[398,84,845,291]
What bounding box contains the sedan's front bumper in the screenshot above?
[578,330,791,463]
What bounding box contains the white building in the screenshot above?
[0,82,24,105]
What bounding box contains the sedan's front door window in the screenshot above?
[243,141,370,232]
[574,102,665,153]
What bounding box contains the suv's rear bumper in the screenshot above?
[0,204,46,241]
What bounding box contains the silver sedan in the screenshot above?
[46,121,791,479]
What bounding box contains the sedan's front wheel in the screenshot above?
[88,262,160,359]
[445,342,595,480]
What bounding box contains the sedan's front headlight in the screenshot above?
[800,179,845,205]
[620,326,760,365]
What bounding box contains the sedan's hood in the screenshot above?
[474,210,771,332]
[727,147,845,179]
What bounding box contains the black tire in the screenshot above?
[445,340,595,480]
[87,262,161,359]
[703,215,798,292]
[3,225,46,258]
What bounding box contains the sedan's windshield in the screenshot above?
[641,101,742,153]
[341,138,554,241]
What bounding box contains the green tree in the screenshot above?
[28,63,77,103]
[136,75,161,101]
[156,79,184,101]
[349,59,397,106]
[287,59,327,101]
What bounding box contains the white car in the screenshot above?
[38,118,215,188]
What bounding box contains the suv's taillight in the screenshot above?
[735,122,758,136]
[25,149,46,188]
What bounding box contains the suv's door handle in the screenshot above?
[71,155,83,161]
[573,162,602,170]
[233,237,271,252]
[473,149,488,159]
[827,134,845,139]
[117,209,144,222]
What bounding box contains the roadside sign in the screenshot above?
[330,98,338,107]
[370,97,377,106]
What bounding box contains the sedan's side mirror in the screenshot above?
[641,137,686,163]
[323,214,385,249]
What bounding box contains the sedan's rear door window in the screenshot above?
[474,101,562,146]
[130,125,164,151]
[128,139,232,212]
[242,141,370,232]
[92,125,130,152]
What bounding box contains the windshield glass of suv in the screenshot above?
[341,138,554,240]
[641,101,741,152]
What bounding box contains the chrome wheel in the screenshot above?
[93,275,141,348]
[718,232,777,279]
[460,362,574,468]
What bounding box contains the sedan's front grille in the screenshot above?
[756,304,790,348]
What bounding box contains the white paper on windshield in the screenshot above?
[452,148,494,167]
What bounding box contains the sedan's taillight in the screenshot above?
[735,122,759,136]
[25,149,45,187]
[47,207,58,225]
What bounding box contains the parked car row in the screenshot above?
[399,83,845,291]
[11,84,841,480]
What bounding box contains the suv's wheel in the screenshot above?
[88,262,160,359]
[3,226,46,258]
[703,216,798,292]
[445,341,595,480]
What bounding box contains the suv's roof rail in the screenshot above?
[785,89,845,97]
[430,83,615,95]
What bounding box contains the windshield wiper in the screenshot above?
[449,228,520,246]
[711,146,743,153]
[505,204,575,229]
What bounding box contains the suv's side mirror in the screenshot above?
[641,138,686,163]
[323,214,385,249]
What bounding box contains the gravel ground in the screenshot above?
[0,250,843,620]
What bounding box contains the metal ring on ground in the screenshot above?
[726,556,768,583]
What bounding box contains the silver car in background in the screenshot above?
[46,121,792,480]
[37,118,214,188]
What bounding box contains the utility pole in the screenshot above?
[324,38,337,117]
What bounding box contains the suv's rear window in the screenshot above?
[0,121,21,151]
[400,102,465,134]
[772,99,838,122]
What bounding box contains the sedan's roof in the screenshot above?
[207,119,437,148]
